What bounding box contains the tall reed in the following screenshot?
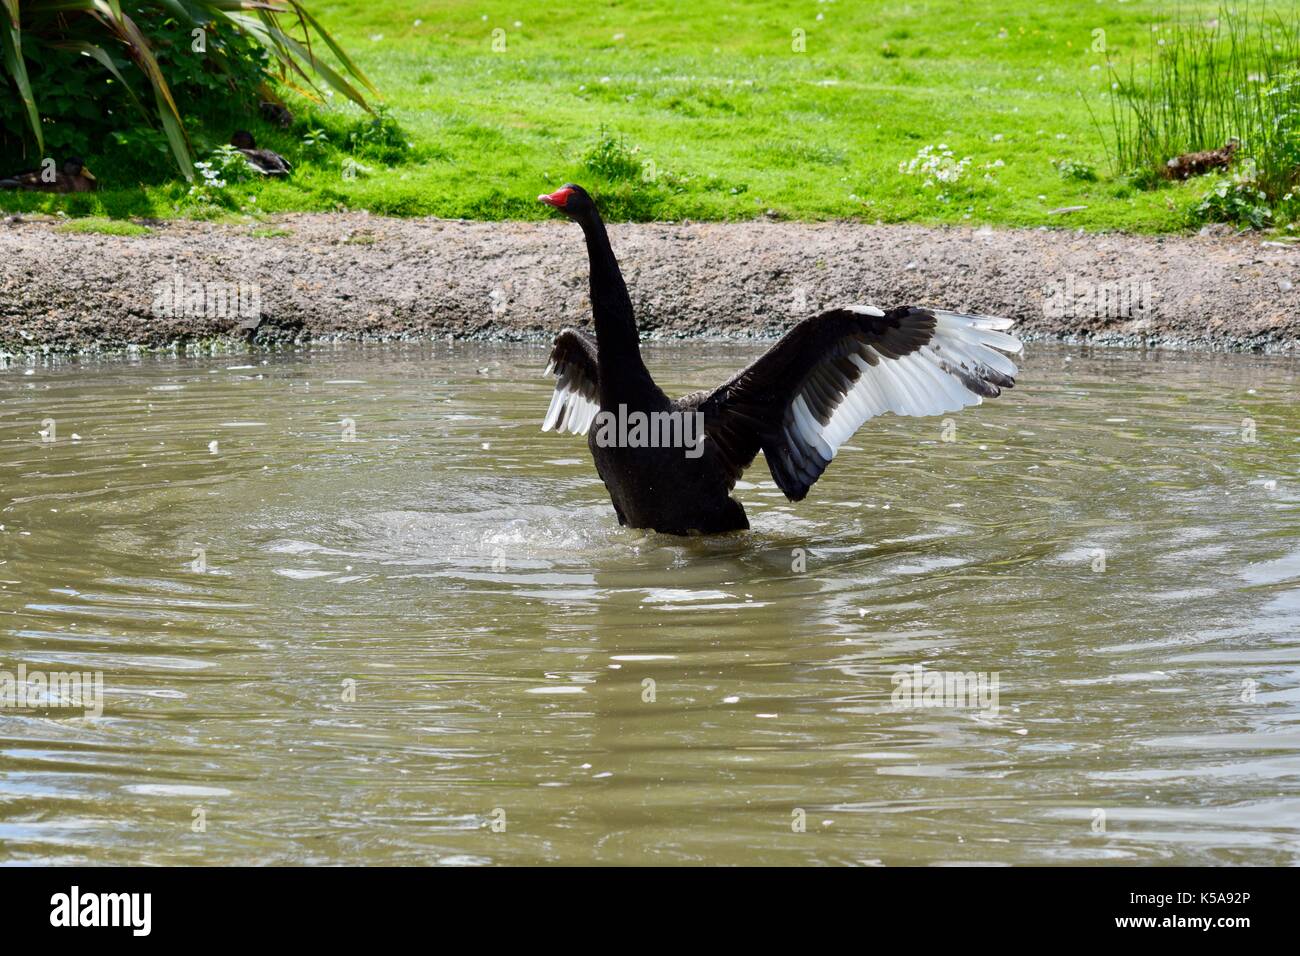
[1105,2,1300,201]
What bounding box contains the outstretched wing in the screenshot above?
[541,328,601,435]
[699,306,1021,501]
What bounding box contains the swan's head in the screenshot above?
[537,183,595,221]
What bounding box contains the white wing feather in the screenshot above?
[783,309,1022,461]
[541,359,600,436]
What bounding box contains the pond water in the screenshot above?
[0,342,1297,865]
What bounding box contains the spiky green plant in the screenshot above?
[1102,2,1300,202]
[0,0,377,179]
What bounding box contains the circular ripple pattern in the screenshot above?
[0,343,1297,864]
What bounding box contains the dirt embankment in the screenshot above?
[1,213,1298,353]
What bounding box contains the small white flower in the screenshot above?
[898,143,972,187]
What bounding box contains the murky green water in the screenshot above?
[0,343,1297,865]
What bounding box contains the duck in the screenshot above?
[259,100,295,129]
[229,131,291,177]
[1163,140,1238,180]
[0,157,97,192]
[537,183,1022,535]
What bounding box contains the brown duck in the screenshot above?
[230,131,291,177]
[0,157,97,192]
[1163,140,1238,180]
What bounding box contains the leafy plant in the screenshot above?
[582,128,644,183]
[344,104,410,163]
[186,142,256,204]
[0,0,378,179]
[1192,160,1274,229]
[301,127,330,153]
[1053,158,1097,181]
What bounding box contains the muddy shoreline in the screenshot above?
[2,213,1298,355]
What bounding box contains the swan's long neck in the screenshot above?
[580,214,652,395]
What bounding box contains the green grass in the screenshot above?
[1,0,1264,232]
[54,217,152,236]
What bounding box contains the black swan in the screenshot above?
[0,157,97,193]
[230,131,291,177]
[538,183,1021,535]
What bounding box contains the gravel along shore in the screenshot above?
[2,213,1298,355]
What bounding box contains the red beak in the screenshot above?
[538,186,574,208]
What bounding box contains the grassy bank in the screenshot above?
[0,0,1256,231]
